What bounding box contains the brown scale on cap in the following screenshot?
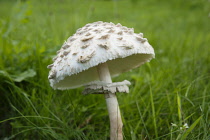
[128,30,133,34]
[102,22,108,26]
[106,26,113,29]
[93,29,99,32]
[77,51,95,63]
[83,27,89,31]
[119,43,134,50]
[88,28,93,31]
[108,29,115,33]
[47,64,54,69]
[59,65,65,71]
[128,28,134,34]
[98,43,109,50]
[72,51,78,55]
[121,26,128,30]
[48,70,57,79]
[116,23,122,27]
[117,37,123,40]
[69,37,76,42]
[81,36,94,42]
[63,51,70,56]
[93,29,102,33]
[93,24,98,27]
[81,44,89,49]
[53,56,58,61]
[136,36,147,43]
[98,34,109,39]
[76,28,82,32]
[56,50,61,54]
[60,54,64,58]
[62,44,70,49]
[85,32,91,36]
[84,27,93,31]
[57,59,62,64]
[124,30,129,33]
[77,30,86,35]
[117,31,123,35]
[85,24,91,27]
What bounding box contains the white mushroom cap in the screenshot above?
[48,21,155,90]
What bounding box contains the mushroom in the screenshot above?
[47,21,155,140]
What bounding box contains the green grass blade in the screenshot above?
[177,92,182,124]
[135,101,150,139]
[150,86,158,138]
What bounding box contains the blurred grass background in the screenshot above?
[0,0,209,139]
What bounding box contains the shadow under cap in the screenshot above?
[52,53,154,90]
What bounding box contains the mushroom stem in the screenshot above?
[97,63,123,140]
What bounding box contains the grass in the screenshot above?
[0,0,210,139]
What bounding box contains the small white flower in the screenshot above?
[183,123,189,129]
[171,123,177,127]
